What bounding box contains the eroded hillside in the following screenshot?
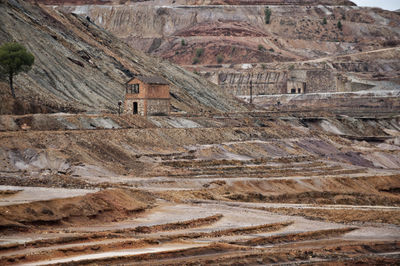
[56,1,400,65]
[0,0,245,114]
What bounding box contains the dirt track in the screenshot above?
[0,112,399,265]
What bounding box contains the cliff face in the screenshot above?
[0,0,245,113]
[31,0,356,6]
[58,3,400,66]
[175,0,356,5]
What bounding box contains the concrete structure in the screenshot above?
[218,71,287,95]
[215,69,340,96]
[287,80,306,94]
[124,75,170,116]
[287,70,307,94]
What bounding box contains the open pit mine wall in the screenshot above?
[210,69,369,96]
[58,3,371,53]
[181,0,356,5]
[31,0,356,5]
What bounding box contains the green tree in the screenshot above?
[337,20,343,31]
[0,42,34,98]
[322,17,327,25]
[264,7,271,24]
[181,39,186,46]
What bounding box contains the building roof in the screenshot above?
[128,75,169,85]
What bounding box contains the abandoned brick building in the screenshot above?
[124,75,170,116]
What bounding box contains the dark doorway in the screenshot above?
[133,102,138,114]
[291,88,296,94]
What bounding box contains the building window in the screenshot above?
[298,88,301,93]
[291,88,296,94]
[126,84,139,94]
[133,84,139,94]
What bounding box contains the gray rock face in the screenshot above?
[0,0,245,113]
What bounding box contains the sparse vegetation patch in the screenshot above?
[264,6,271,24]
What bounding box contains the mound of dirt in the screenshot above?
[0,189,155,231]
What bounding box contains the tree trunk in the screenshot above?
[9,73,15,99]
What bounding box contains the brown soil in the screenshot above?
[263,207,400,225]
[0,189,155,232]
[157,175,400,206]
[47,241,399,265]
[232,227,357,246]
[133,214,223,233]
[0,221,293,265]
[0,175,100,190]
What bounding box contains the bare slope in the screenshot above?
[58,2,400,65]
[0,0,245,113]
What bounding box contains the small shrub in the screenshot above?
[269,48,275,52]
[216,54,224,64]
[383,40,400,47]
[195,48,204,57]
[288,64,295,70]
[192,57,200,64]
[261,64,266,70]
[322,17,327,25]
[264,7,271,24]
[181,39,186,46]
[337,20,343,31]
[258,44,265,51]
